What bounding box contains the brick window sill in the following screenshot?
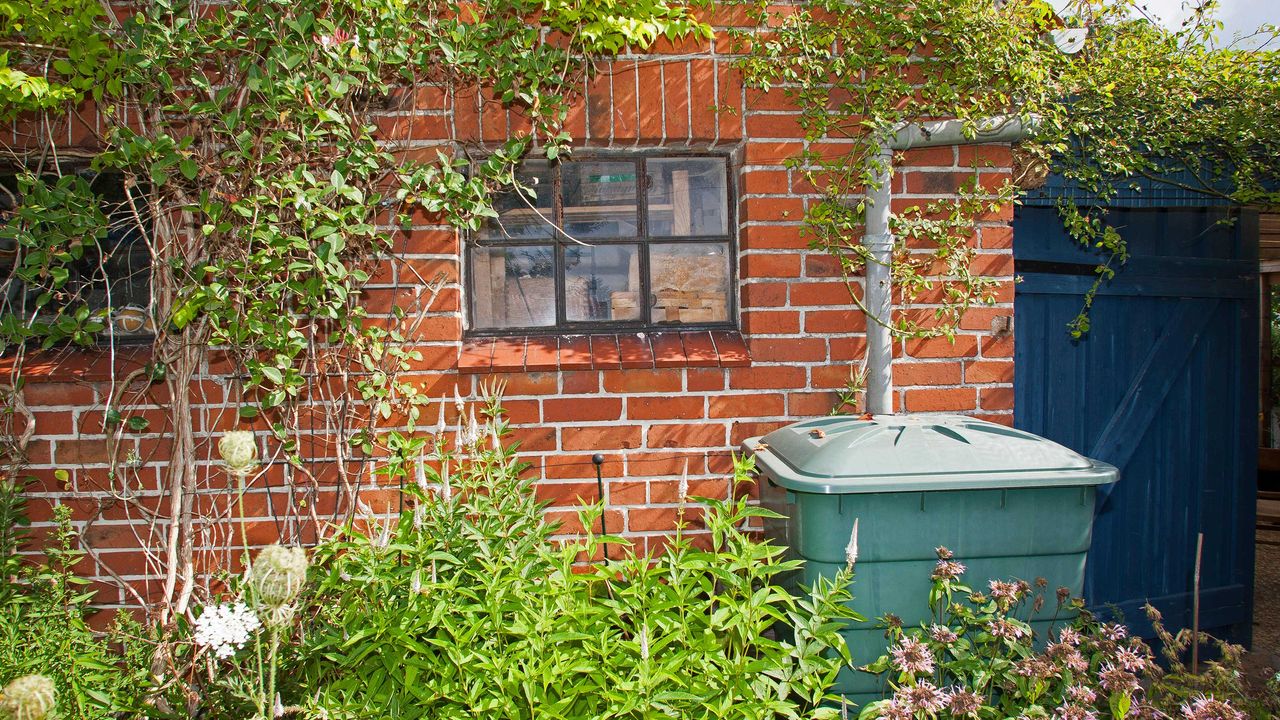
[458,330,751,374]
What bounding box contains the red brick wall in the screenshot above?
[8,9,1015,609]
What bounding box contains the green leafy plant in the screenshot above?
[300,396,857,718]
[0,479,150,719]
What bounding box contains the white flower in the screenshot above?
[194,602,261,659]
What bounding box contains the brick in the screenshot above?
[957,144,1013,167]
[745,141,803,164]
[965,360,1013,384]
[981,335,1014,358]
[490,337,527,371]
[740,225,807,250]
[563,425,642,451]
[637,62,664,140]
[811,364,860,390]
[790,282,855,306]
[500,373,558,396]
[728,366,805,390]
[561,371,599,395]
[959,308,1012,332]
[524,337,559,372]
[586,71,612,140]
[650,478,729,503]
[905,335,978,359]
[748,337,826,363]
[742,197,804,223]
[612,60,639,140]
[804,253,844,278]
[740,282,788,308]
[900,146,956,167]
[609,479,648,505]
[628,451,707,477]
[628,507,681,533]
[537,480,605,505]
[680,332,719,367]
[710,332,751,367]
[687,368,725,392]
[55,438,113,465]
[741,169,789,195]
[458,339,494,373]
[787,391,840,417]
[709,393,784,419]
[629,395,704,420]
[689,59,717,140]
[21,382,97,406]
[903,387,976,412]
[590,335,622,369]
[744,86,795,112]
[805,309,865,334]
[893,361,963,387]
[743,310,800,335]
[662,61,690,140]
[647,423,726,449]
[980,386,1015,411]
[745,113,804,138]
[981,226,1013,249]
[716,63,744,140]
[741,252,801,278]
[544,398,622,423]
[548,509,625,535]
[617,334,655,369]
[602,369,683,394]
[558,336,593,371]
[651,333,688,368]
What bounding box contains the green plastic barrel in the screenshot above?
[742,414,1118,706]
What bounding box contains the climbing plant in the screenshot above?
[732,0,1280,339]
[0,0,710,650]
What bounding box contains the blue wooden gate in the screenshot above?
[1013,202,1259,641]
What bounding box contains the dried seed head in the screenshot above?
[218,431,258,476]
[248,544,308,612]
[0,674,56,720]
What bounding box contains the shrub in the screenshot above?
[298,398,857,718]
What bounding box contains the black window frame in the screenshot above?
[464,151,738,337]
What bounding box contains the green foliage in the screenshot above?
[0,0,121,114]
[734,0,1280,337]
[0,480,151,719]
[296,406,856,719]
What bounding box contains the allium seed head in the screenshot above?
[0,674,56,720]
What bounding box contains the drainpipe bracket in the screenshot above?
[863,233,894,251]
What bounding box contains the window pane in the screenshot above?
[478,161,554,240]
[565,244,640,323]
[649,243,730,324]
[561,161,638,239]
[470,246,555,328]
[646,158,728,237]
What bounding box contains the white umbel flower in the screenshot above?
[194,602,262,658]
[218,430,258,477]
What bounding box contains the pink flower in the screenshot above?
[933,559,967,581]
[1066,685,1098,705]
[1057,626,1083,646]
[1114,645,1148,673]
[935,546,954,560]
[986,618,1029,642]
[929,624,959,645]
[1180,695,1245,720]
[890,636,936,675]
[874,699,912,720]
[1103,623,1128,641]
[1055,704,1100,720]
[947,688,983,717]
[899,681,947,715]
[1098,663,1140,694]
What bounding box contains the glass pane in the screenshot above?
[561,161,638,239]
[649,243,730,324]
[565,244,640,323]
[469,246,555,328]
[646,158,728,237]
[478,161,554,240]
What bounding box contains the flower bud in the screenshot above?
[0,674,56,720]
[248,544,308,612]
[218,431,258,476]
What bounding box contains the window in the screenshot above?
[0,171,153,339]
[467,155,735,334]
